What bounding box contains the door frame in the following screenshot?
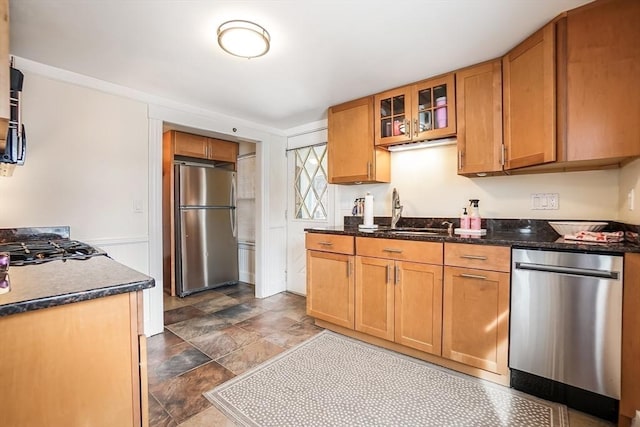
[285,126,335,295]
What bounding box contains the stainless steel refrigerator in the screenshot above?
[175,163,238,297]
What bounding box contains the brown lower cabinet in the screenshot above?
[0,292,148,427]
[442,267,510,375]
[306,234,511,385]
[306,233,355,329]
[621,252,640,427]
[356,257,443,355]
[443,243,510,375]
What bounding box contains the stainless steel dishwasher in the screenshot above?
[510,248,623,421]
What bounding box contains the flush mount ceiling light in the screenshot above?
[217,20,270,59]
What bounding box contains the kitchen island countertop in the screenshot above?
[0,255,154,317]
[306,226,640,254]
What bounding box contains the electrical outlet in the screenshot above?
[530,193,559,210]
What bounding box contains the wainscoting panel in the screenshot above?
[239,241,255,285]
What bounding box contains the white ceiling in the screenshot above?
[9,0,592,131]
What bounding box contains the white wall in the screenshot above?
[618,158,640,225]
[0,72,149,241]
[336,143,621,223]
[2,59,290,336]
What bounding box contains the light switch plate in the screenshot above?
[530,193,559,210]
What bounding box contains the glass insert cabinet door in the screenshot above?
[374,87,412,145]
[374,74,456,146]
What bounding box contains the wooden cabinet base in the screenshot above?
[0,293,145,427]
[315,319,510,387]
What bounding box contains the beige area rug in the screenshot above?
[204,331,568,426]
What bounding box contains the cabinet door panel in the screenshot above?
[443,267,509,375]
[503,23,556,170]
[208,138,238,163]
[622,253,640,421]
[306,251,354,329]
[456,60,503,175]
[395,261,443,355]
[328,97,390,184]
[374,87,412,146]
[565,0,640,161]
[174,132,208,159]
[0,294,139,426]
[413,74,457,141]
[355,256,394,341]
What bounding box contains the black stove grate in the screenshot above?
[0,240,105,266]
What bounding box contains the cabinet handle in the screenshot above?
[367,161,371,179]
[500,144,506,166]
[395,265,400,285]
[460,255,487,261]
[318,241,334,246]
[458,151,463,170]
[460,273,487,280]
[383,248,403,254]
[405,119,411,138]
[386,264,391,284]
[414,118,419,138]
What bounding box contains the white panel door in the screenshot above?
[286,142,334,295]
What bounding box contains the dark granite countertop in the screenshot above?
[0,255,155,317]
[306,217,640,254]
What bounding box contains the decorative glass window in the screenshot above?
[293,144,328,220]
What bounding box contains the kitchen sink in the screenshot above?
[383,227,451,236]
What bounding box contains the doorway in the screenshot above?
[286,143,334,295]
[236,142,257,284]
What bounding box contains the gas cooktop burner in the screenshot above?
[0,240,106,266]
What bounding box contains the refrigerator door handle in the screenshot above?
[230,177,237,238]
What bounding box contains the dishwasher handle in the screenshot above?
[515,262,619,280]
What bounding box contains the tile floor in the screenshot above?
[148,283,615,427]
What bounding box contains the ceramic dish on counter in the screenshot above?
[548,221,608,235]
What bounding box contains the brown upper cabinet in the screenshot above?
[0,0,10,152]
[503,22,557,170]
[558,0,640,163]
[328,0,638,182]
[456,60,503,175]
[170,130,238,165]
[374,74,456,146]
[328,96,390,184]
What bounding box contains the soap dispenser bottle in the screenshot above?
[469,199,481,230]
[460,207,470,230]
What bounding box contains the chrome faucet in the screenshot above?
[442,221,454,235]
[391,188,403,229]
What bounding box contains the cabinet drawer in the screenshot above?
[356,237,442,264]
[444,243,510,272]
[306,233,354,255]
